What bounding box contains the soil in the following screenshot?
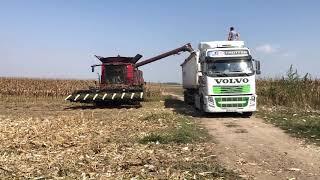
[166,93,320,180]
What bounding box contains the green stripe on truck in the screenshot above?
[213,85,250,94]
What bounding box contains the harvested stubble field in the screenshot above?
[0,78,238,179]
[2,76,320,179]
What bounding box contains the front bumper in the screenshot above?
[203,95,257,113]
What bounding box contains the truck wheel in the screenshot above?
[183,92,192,105]
[199,96,205,113]
[183,93,189,104]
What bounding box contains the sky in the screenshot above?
[0,0,320,82]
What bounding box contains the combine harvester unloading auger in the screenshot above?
[65,44,193,104]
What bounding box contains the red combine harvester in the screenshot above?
[65,44,193,104]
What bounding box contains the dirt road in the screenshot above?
[166,94,320,179]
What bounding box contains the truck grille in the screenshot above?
[213,85,250,94]
[215,97,249,108]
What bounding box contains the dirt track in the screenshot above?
[166,94,320,179]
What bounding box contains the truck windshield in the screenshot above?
[207,59,254,77]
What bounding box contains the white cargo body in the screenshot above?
[181,51,200,89]
[181,41,261,116]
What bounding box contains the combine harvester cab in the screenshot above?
[65,44,193,104]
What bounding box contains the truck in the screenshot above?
[181,41,261,116]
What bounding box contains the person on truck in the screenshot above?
[228,27,240,41]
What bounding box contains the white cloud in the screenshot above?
[255,44,279,54]
[254,44,297,58]
[281,52,296,57]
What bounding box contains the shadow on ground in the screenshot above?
[164,98,250,119]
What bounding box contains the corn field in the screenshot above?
[0,77,95,97]
[1,74,320,109]
[0,77,163,100]
[257,66,320,109]
[257,79,320,109]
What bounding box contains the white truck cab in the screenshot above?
[182,41,261,116]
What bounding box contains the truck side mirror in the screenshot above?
[91,66,95,72]
[255,60,261,75]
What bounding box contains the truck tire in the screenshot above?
[199,96,205,113]
[184,90,194,105]
[183,92,189,104]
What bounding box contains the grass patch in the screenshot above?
[173,161,240,179]
[139,113,210,144]
[258,108,320,145]
[139,133,168,144]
